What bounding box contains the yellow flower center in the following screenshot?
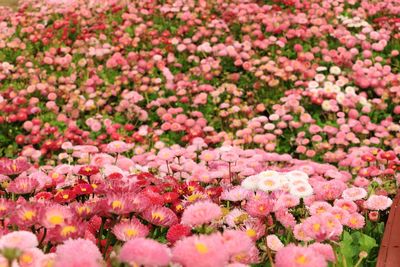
[349,217,358,225]
[313,223,321,232]
[246,228,256,238]
[112,200,123,209]
[20,253,33,264]
[61,226,77,237]
[124,228,138,238]
[23,210,35,221]
[49,215,63,225]
[264,180,274,186]
[195,242,209,254]
[151,212,165,221]
[187,193,203,202]
[295,255,308,264]
[77,206,90,214]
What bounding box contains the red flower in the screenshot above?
[54,189,76,203]
[34,192,53,201]
[163,192,179,203]
[361,153,375,162]
[379,151,396,161]
[78,165,99,176]
[73,183,94,195]
[166,224,192,243]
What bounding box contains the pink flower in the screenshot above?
[7,177,39,194]
[181,201,222,227]
[0,158,31,176]
[334,199,358,213]
[275,244,327,267]
[364,195,393,211]
[344,212,365,229]
[119,238,171,266]
[113,219,150,241]
[266,234,284,251]
[221,187,251,202]
[0,231,38,250]
[342,187,367,201]
[222,230,255,263]
[40,205,73,229]
[245,192,273,217]
[17,247,44,267]
[106,141,131,154]
[142,206,178,227]
[172,233,230,267]
[308,243,336,262]
[54,239,103,267]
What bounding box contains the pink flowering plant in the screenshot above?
[0,0,399,266]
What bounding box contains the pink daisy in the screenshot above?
[142,206,178,227]
[364,195,393,211]
[113,219,149,241]
[342,187,367,201]
[172,233,230,267]
[181,201,222,227]
[54,239,103,267]
[0,231,38,250]
[119,238,171,266]
[275,244,327,267]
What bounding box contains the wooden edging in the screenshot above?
[376,190,400,267]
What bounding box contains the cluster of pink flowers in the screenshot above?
[0,140,395,266]
[0,0,399,265]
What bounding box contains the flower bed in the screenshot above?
[0,0,399,266]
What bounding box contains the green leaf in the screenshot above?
[359,233,377,254]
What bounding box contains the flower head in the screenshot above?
[181,201,222,227]
[0,231,38,250]
[54,239,103,267]
[364,195,393,211]
[113,219,149,241]
[275,244,327,267]
[172,233,229,267]
[119,238,171,266]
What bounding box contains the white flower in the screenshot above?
[286,170,309,181]
[315,74,326,82]
[257,175,282,192]
[289,183,313,198]
[336,92,345,104]
[308,81,319,89]
[241,175,260,191]
[345,86,356,95]
[330,66,341,75]
[321,100,331,111]
[316,66,327,72]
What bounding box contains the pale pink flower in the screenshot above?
[364,195,393,211]
[275,244,327,267]
[54,239,103,267]
[113,219,150,241]
[181,201,222,227]
[266,234,284,251]
[119,238,171,266]
[172,233,229,267]
[0,231,38,250]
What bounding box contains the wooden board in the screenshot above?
[0,0,18,8]
[377,190,400,267]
